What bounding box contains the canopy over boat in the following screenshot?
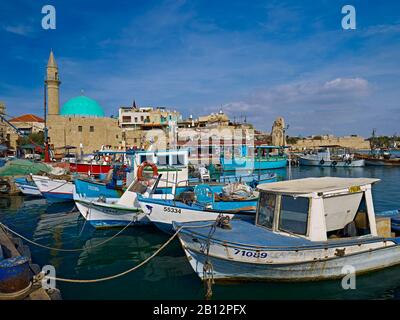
[257,177,380,196]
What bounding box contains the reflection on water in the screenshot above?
[0,166,399,299]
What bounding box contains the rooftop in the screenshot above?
[257,177,380,195]
[9,114,44,123]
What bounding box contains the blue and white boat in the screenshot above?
[139,183,256,234]
[32,175,74,202]
[299,147,365,167]
[14,177,42,197]
[74,178,124,199]
[220,145,288,172]
[174,177,400,282]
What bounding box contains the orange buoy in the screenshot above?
[137,161,159,186]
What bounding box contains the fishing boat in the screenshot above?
[68,149,132,176]
[14,176,42,197]
[73,160,184,228]
[356,149,400,166]
[299,146,364,167]
[31,174,74,202]
[220,145,288,172]
[174,177,400,282]
[192,165,277,187]
[139,182,256,234]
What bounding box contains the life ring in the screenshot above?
[103,155,111,163]
[137,161,159,186]
[319,159,325,165]
[332,161,337,166]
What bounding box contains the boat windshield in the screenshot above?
[257,193,276,229]
[278,196,310,236]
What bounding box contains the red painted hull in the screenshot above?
[69,163,112,175]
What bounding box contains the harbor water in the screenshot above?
[1,166,400,300]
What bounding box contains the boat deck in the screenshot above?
[176,219,385,250]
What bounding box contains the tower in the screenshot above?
[45,50,61,116]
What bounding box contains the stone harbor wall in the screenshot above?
[290,135,370,150]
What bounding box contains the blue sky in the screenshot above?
[1,0,400,136]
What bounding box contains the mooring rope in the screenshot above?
[0,219,136,252]
[48,226,183,283]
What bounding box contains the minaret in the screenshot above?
[45,50,61,116]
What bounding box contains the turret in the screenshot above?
[45,50,61,116]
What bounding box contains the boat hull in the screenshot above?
[14,177,42,197]
[177,225,400,281]
[139,198,252,234]
[32,175,74,202]
[74,178,124,199]
[222,159,287,171]
[181,244,400,281]
[75,198,149,229]
[299,157,365,167]
[69,163,112,175]
[365,159,400,166]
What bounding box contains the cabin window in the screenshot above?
[139,155,152,164]
[157,155,169,165]
[171,154,185,166]
[278,196,309,236]
[257,193,276,229]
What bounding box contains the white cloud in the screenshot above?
[4,25,34,36]
[220,77,372,135]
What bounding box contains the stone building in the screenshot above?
[45,51,121,155]
[0,102,7,144]
[7,114,45,149]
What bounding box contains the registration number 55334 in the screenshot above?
[163,206,182,214]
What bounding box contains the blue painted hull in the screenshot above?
[222,159,287,171]
[88,219,149,229]
[42,191,74,203]
[74,179,123,199]
[14,177,42,197]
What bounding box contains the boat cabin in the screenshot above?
[134,149,189,167]
[256,177,380,241]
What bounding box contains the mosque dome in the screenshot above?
[60,95,105,117]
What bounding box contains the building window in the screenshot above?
[122,116,131,123]
[90,126,94,132]
[134,117,138,123]
[141,116,144,121]
[134,138,137,143]
[116,134,118,139]
[78,126,82,132]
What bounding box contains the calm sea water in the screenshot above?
[1,166,400,300]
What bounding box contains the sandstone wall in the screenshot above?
[290,136,370,150]
[47,115,121,154]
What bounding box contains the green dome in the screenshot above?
[60,96,105,117]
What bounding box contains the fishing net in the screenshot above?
[221,182,254,200]
[0,159,53,177]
